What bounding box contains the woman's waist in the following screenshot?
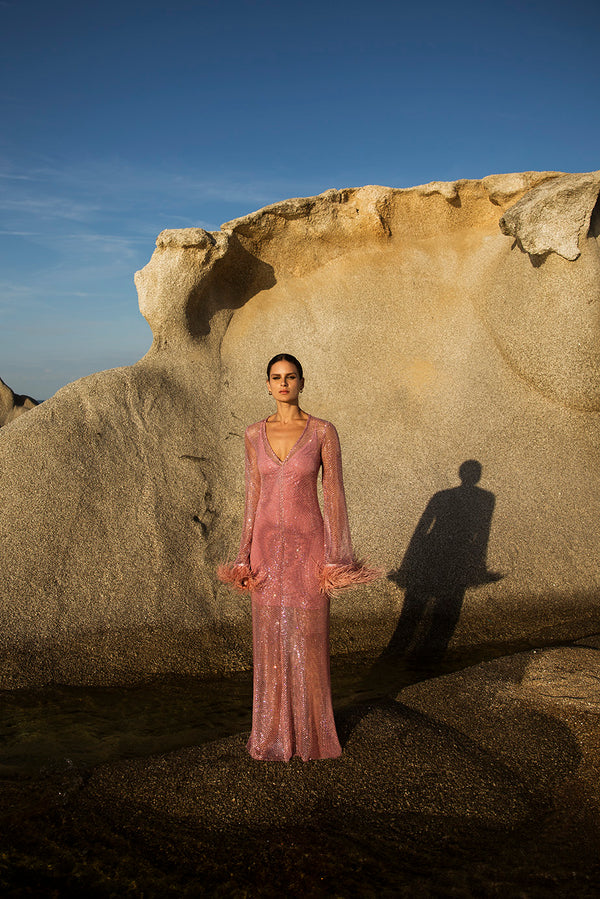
[255,498,322,523]
[252,519,324,542]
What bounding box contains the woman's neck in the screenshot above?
[270,401,306,424]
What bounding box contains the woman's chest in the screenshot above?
[257,433,321,478]
[264,421,308,462]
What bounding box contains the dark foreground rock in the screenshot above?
[1,644,599,896]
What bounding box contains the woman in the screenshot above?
[219,354,379,761]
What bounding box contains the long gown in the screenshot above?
[219,414,379,761]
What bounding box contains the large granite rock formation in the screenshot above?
[0,376,38,427]
[0,170,599,687]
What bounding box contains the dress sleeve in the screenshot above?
[217,429,265,592]
[319,422,382,596]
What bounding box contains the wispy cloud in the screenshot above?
[2,152,314,227]
[0,193,102,221]
[0,172,38,181]
[0,229,42,236]
[0,148,315,398]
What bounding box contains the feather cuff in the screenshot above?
[319,560,383,596]
[217,563,265,593]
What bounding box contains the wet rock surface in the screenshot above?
[2,643,599,896]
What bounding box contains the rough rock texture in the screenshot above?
[81,642,600,834]
[518,645,600,712]
[1,170,599,687]
[499,171,600,260]
[395,643,600,862]
[0,376,38,427]
[3,645,596,894]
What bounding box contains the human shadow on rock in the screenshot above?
[381,459,502,668]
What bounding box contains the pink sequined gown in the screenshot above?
[219,415,379,762]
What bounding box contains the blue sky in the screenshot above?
[1,0,598,399]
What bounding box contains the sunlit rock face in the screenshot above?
[0,376,38,426]
[0,171,599,687]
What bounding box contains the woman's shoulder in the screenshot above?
[244,419,265,439]
[244,414,338,439]
[308,415,339,438]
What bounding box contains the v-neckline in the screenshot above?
[263,415,311,464]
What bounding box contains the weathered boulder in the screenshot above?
[0,170,599,687]
[499,171,600,261]
[0,376,38,427]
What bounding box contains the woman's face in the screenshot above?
[267,361,304,403]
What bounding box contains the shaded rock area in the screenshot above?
[0,376,38,427]
[1,171,600,686]
[1,643,599,895]
[518,644,600,712]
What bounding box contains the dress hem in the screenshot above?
[247,747,343,762]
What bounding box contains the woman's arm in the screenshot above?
[320,422,381,595]
[218,430,263,592]
[321,422,353,566]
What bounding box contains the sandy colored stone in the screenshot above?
[0,376,38,427]
[499,170,600,260]
[0,171,600,687]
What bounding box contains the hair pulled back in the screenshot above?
[266,353,303,380]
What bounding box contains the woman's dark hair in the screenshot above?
[266,353,303,380]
